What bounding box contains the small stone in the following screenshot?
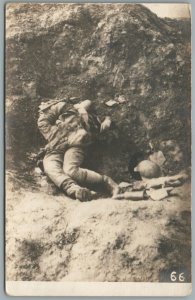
[119,182,133,193]
[118,95,126,103]
[165,179,182,188]
[146,188,172,201]
[70,97,79,101]
[132,181,146,191]
[34,167,42,175]
[40,177,49,187]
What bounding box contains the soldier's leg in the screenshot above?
[63,147,119,195]
[43,152,69,188]
[43,152,95,201]
[63,147,103,185]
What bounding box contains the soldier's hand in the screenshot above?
[74,100,92,111]
[100,116,111,132]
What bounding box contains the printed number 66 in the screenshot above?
[171,271,185,282]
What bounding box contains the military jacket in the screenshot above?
[38,101,101,152]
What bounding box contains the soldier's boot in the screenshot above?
[75,188,97,202]
[61,180,97,202]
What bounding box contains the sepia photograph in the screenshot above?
[5,2,191,296]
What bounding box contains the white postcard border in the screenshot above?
[6,281,192,297]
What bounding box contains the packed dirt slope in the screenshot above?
[6,4,191,282]
[6,175,191,282]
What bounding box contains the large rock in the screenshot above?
[6,3,191,179]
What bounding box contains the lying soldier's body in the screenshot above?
[37,99,119,201]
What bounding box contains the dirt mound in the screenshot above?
[6,3,191,179]
[6,177,191,282]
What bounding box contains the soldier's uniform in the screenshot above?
[38,100,118,200]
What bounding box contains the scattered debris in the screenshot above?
[117,95,126,103]
[117,171,188,201]
[165,179,182,188]
[113,190,148,201]
[118,182,133,193]
[144,172,189,189]
[119,182,133,188]
[105,100,118,107]
[70,96,79,101]
[132,181,146,191]
[149,150,166,166]
[159,140,184,171]
[40,176,50,187]
[146,187,173,201]
[149,142,154,152]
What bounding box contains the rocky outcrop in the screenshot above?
[6,3,191,180]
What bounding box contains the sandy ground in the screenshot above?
[6,173,191,282]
